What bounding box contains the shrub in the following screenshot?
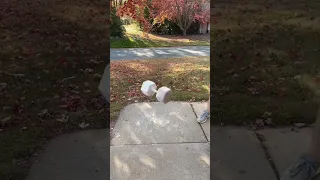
[121,17,132,25]
[110,6,125,37]
[151,19,200,35]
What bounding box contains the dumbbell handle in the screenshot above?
[151,87,158,93]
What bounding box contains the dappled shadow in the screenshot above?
[210,127,278,180]
[111,143,210,180]
[111,102,207,145]
[110,46,210,60]
[109,101,210,179]
[26,129,110,180]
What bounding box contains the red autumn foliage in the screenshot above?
[116,0,210,36]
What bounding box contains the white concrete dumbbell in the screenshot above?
[141,80,172,104]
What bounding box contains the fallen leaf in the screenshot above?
[263,112,272,117]
[1,116,11,125]
[79,122,90,129]
[84,68,94,73]
[14,74,25,78]
[248,88,259,95]
[38,109,48,116]
[2,106,11,111]
[294,123,306,128]
[93,73,102,79]
[61,76,76,82]
[90,59,101,64]
[0,83,7,90]
[56,113,69,123]
[265,118,273,125]
[227,69,235,74]
[43,70,50,74]
[255,119,265,127]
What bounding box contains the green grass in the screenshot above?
[212,0,320,126]
[110,23,210,48]
[110,57,210,125]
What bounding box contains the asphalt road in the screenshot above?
[110,46,210,60]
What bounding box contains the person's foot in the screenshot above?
[280,155,320,180]
[197,110,210,124]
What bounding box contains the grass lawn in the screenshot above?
[212,0,320,126]
[110,23,210,48]
[0,0,108,179]
[110,57,210,129]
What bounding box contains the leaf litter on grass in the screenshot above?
[212,0,320,126]
[0,0,109,179]
[110,57,210,127]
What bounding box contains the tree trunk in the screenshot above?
[183,29,187,36]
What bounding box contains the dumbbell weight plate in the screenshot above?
[141,80,157,97]
[156,87,172,104]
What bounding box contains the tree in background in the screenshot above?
[153,0,209,36]
[117,0,152,32]
[110,2,126,37]
[117,0,210,36]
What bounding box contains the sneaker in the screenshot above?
[280,155,320,180]
[197,110,210,124]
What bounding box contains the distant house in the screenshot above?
[199,22,210,34]
[198,1,210,34]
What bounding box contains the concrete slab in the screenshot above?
[191,102,210,141]
[258,128,312,174]
[26,129,109,180]
[211,127,277,180]
[110,143,210,180]
[111,102,207,145]
[98,64,110,102]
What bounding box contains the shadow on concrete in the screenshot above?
[110,102,208,145]
[26,129,110,180]
[110,143,210,180]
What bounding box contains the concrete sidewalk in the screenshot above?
[26,102,312,180]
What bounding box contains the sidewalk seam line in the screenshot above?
[189,103,209,142]
[254,131,280,180]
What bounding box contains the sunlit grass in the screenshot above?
[111,23,210,48]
